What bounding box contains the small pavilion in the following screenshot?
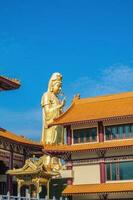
[7,155,60,198]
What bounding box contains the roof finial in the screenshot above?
[73,93,80,102]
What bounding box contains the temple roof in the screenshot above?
[0,75,20,91]
[44,138,133,153]
[0,128,42,147]
[51,92,133,126]
[8,155,59,178]
[63,182,133,195]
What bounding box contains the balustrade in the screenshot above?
[0,194,68,200]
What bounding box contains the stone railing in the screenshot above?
[0,195,68,200]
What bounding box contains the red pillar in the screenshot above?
[66,126,73,186]
[98,121,106,183]
[7,149,13,194]
[100,160,106,183]
[66,125,72,145]
[67,159,73,185]
[67,178,73,185]
[23,148,27,165]
[98,121,104,142]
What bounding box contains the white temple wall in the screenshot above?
[73,164,100,185]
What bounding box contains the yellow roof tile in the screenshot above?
[44,139,133,152]
[63,182,133,195]
[51,92,133,126]
[0,128,42,147]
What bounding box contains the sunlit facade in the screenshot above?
[45,92,133,200]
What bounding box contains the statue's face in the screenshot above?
[52,82,62,95]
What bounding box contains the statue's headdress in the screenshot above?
[48,72,62,92]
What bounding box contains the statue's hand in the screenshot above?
[61,97,66,107]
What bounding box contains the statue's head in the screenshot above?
[48,72,62,95]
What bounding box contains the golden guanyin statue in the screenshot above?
[41,72,65,145]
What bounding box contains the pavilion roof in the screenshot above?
[44,138,133,153]
[51,92,133,126]
[0,75,20,91]
[7,155,59,178]
[63,182,133,196]
[0,128,42,147]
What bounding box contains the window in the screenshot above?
[73,132,79,144]
[119,162,133,180]
[106,163,111,180]
[73,128,97,144]
[106,161,133,181]
[105,124,133,140]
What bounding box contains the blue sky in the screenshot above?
[1,0,133,141]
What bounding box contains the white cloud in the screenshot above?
[69,64,133,98]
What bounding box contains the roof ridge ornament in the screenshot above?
[73,93,80,102]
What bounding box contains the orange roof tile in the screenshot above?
[44,139,133,152]
[0,75,20,91]
[63,182,133,195]
[51,92,133,126]
[0,128,42,147]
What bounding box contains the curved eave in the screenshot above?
[62,182,133,196]
[50,92,133,127]
[7,169,40,176]
[44,139,133,154]
[0,135,43,148]
[0,128,43,148]
[0,76,21,91]
[50,114,133,127]
[7,168,58,177]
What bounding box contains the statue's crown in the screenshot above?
[48,72,62,91]
[51,72,62,83]
[56,73,62,81]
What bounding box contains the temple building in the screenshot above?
[44,92,133,200]
[3,73,133,199]
[0,75,43,196]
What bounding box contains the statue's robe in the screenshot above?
[41,91,64,144]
